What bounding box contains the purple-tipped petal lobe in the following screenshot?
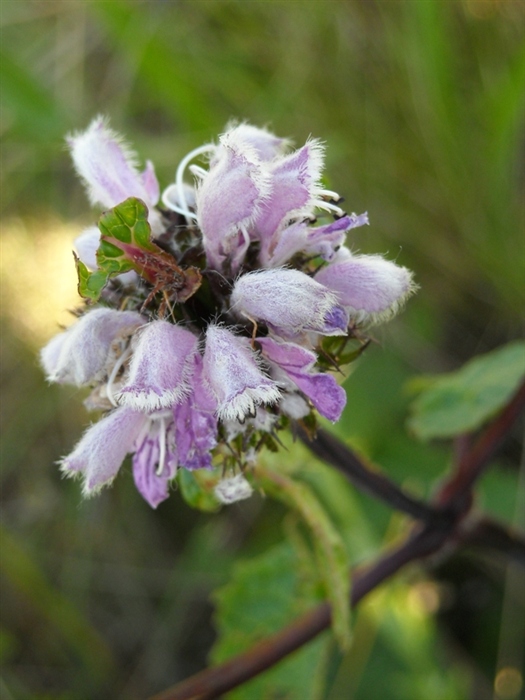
[117,321,198,412]
[202,325,281,421]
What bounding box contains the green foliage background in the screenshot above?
[1,1,524,699]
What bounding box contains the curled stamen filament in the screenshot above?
[175,143,215,224]
[156,416,167,476]
[161,184,198,220]
[106,346,132,407]
[312,199,345,217]
[319,189,341,201]
[188,164,207,178]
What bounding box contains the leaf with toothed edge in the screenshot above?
[253,464,352,650]
[75,197,202,303]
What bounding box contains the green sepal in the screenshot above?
[177,469,221,513]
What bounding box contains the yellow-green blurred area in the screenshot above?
[1,1,524,698]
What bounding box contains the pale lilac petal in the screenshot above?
[117,321,198,411]
[132,418,177,508]
[230,268,348,338]
[261,213,368,267]
[141,160,160,205]
[196,126,271,270]
[202,325,281,422]
[254,139,324,241]
[289,372,346,422]
[314,253,416,325]
[258,337,346,422]
[48,308,144,386]
[61,406,145,494]
[67,116,159,209]
[174,355,218,470]
[40,331,68,380]
[304,213,368,261]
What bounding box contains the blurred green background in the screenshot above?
[1,1,524,699]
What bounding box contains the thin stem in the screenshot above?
[437,378,525,508]
[299,426,448,526]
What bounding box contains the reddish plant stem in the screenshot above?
[298,426,449,526]
[150,377,525,700]
[437,378,525,508]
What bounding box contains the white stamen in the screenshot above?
[175,143,215,224]
[188,164,207,178]
[161,184,198,219]
[106,346,132,407]
[319,189,341,201]
[156,416,167,476]
[312,199,345,217]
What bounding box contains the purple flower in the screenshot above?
[261,213,369,268]
[252,139,325,242]
[258,337,346,422]
[44,119,417,508]
[196,125,271,271]
[116,321,198,412]
[314,249,416,325]
[173,354,218,470]
[230,268,349,338]
[41,308,144,387]
[132,412,178,508]
[226,122,290,161]
[61,406,146,495]
[202,325,281,421]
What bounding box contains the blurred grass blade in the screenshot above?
[0,48,68,139]
[0,526,114,680]
[88,1,213,131]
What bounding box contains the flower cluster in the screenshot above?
[41,117,415,508]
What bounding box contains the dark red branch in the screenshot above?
[437,377,525,508]
[298,426,449,525]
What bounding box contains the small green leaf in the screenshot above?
[75,197,182,303]
[177,469,221,513]
[407,341,525,440]
[211,541,329,700]
[254,465,352,649]
[74,255,110,302]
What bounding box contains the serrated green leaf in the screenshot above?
[96,198,158,283]
[75,198,179,302]
[177,469,221,513]
[211,541,329,700]
[74,255,110,302]
[407,341,525,441]
[254,465,351,649]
